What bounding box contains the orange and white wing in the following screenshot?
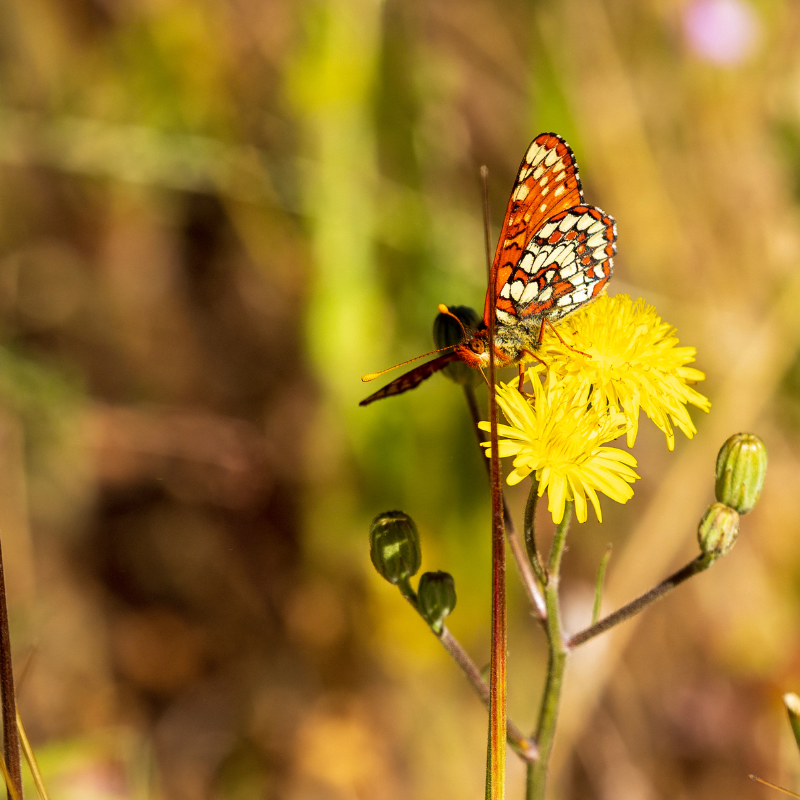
[484,133,583,326]
[495,206,616,324]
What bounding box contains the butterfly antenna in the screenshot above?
[361,341,457,382]
[435,303,469,342]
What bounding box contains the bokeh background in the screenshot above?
[0,0,798,797]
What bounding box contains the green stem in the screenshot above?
[592,544,613,626]
[523,481,546,584]
[546,506,571,577]
[567,554,714,649]
[397,577,417,606]
[527,503,573,800]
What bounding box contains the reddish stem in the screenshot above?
[0,538,21,800]
[483,165,506,799]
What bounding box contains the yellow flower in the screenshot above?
[478,372,639,524]
[537,294,711,450]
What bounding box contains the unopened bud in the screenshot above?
[715,433,767,514]
[433,305,481,387]
[697,502,740,558]
[369,511,421,585]
[418,571,457,632]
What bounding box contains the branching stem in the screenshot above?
[439,627,537,762]
[398,581,536,761]
[567,554,714,649]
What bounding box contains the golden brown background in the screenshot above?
[0,0,798,797]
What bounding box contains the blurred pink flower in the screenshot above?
[683,0,761,65]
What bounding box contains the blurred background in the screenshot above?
[0,0,798,797]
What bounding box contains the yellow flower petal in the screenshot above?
[479,296,708,524]
[568,474,589,523]
[482,369,640,524]
[537,294,710,449]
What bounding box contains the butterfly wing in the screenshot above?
[359,351,459,406]
[484,133,584,326]
[494,206,616,324]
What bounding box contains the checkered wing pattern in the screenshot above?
[484,133,583,326]
[494,206,616,324]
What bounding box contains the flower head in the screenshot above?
[479,371,639,524]
[536,294,711,450]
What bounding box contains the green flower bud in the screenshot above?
[433,305,481,387]
[697,502,740,558]
[784,693,800,755]
[715,433,767,514]
[417,571,457,632]
[369,511,421,585]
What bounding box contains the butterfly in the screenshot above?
[360,132,617,406]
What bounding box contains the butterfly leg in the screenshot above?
[516,350,547,399]
[544,318,592,359]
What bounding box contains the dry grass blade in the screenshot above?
[16,712,48,800]
[0,755,21,800]
[750,775,800,798]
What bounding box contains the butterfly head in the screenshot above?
[434,305,493,369]
[454,329,491,369]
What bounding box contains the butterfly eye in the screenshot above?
[470,339,486,355]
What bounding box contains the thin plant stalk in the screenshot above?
[0,756,20,800]
[463,385,546,619]
[483,164,507,800]
[523,481,546,584]
[438,628,537,761]
[398,578,535,761]
[526,503,573,800]
[16,711,49,800]
[0,539,21,800]
[785,693,800,753]
[592,545,613,626]
[567,554,714,649]
[749,775,800,798]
